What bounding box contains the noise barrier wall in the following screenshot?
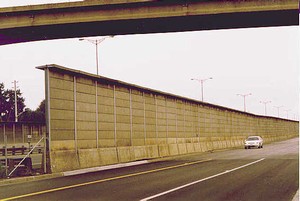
[38,64,299,173]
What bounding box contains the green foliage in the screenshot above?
[0,82,25,122]
[0,83,7,122]
[19,100,45,123]
[0,82,45,123]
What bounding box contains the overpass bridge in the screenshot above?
[0,0,298,45]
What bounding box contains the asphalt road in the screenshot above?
[0,138,298,201]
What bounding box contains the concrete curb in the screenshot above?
[0,160,149,187]
[0,173,63,187]
[63,160,149,176]
[292,189,299,201]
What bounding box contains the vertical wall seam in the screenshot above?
[113,85,119,163]
[165,97,168,144]
[211,111,213,149]
[130,89,133,146]
[113,85,117,147]
[183,101,186,143]
[175,99,178,144]
[155,94,158,145]
[143,92,146,145]
[45,67,51,173]
[95,81,99,149]
[74,76,77,154]
[198,104,200,143]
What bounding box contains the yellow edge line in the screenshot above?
[1,159,212,201]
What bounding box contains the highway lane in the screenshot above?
[0,137,298,201]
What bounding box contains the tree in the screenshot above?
[0,83,7,121]
[0,82,45,123]
[0,82,25,122]
[36,99,45,115]
[19,99,45,123]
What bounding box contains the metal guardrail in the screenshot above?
[0,146,27,156]
[0,145,43,156]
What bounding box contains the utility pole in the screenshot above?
[13,80,18,122]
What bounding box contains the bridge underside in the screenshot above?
[0,0,298,45]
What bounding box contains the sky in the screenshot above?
[0,1,299,121]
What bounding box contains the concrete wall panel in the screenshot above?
[51,130,74,140]
[133,146,147,160]
[186,143,195,153]
[50,99,74,110]
[116,139,131,147]
[132,139,145,146]
[117,146,134,163]
[99,148,118,165]
[50,78,73,92]
[158,144,169,157]
[169,144,179,156]
[145,138,156,145]
[146,145,159,158]
[178,143,187,155]
[98,138,115,147]
[78,148,101,168]
[51,109,74,120]
[98,122,114,131]
[51,140,75,151]
[50,150,80,172]
[51,119,74,130]
[51,88,74,101]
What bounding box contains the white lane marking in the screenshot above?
[140,158,265,201]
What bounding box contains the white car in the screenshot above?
[244,136,263,149]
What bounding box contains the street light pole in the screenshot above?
[259,100,271,116]
[284,109,291,119]
[191,77,213,102]
[79,36,113,75]
[95,41,99,75]
[237,93,252,112]
[273,105,283,118]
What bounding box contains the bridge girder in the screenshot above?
[0,0,298,45]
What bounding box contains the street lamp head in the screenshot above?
[237,93,252,97]
[79,36,114,44]
[260,100,271,104]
